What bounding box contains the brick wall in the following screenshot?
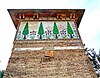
[13,39,83,48]
[4,49,98,78]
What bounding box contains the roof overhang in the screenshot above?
[8,9,85,29]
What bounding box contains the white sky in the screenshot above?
[0,0,100,70]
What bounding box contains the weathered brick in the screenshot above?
[4,50,98,78]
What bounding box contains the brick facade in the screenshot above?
[4,49,98,78]
[4,9,98,78]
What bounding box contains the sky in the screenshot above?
[0,0,100,70]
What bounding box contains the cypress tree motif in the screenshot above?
[22,22,29,39]
[53,22,59,39]
[67,22,73,38]
[38,22,44,39]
